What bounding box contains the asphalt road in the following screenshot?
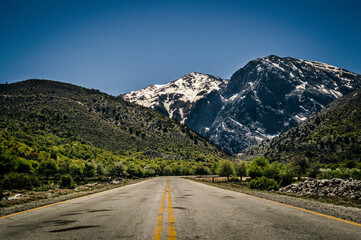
[1,177,360,239]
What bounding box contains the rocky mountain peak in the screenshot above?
[123,72,227,123]
[123,56,361,154]
[187,56,361,153]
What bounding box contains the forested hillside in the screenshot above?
[241,87,361,166]
[0,80,228,186]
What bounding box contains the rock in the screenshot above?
[279,178,361,200]
[8,194,22,200]
[110,180,121,184]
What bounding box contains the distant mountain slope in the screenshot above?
[0,80,226,162]
[123,72,228,123]
[189,55,361,154]
[123,55,361,154]
[240,87,361,164]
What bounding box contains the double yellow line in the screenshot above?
[153,178,177,240]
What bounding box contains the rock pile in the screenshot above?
[279,178,361,200]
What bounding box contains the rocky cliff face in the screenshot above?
[124,55,361,154]
[189,55,361,154]
[240,87,361,163]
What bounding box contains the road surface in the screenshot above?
[1,177,360,239]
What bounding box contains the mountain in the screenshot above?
[0,80,227,168]
[123,72,228,124]
[123,55,361,154]
[240,87,361,164]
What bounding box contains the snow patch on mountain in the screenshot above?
[186,55,361,153]
[123,72,228,123]
[123,55,361,154]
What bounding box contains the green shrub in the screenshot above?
[38,159,60,179]
[229,176,240,182]
[249,177,279,191]
[15,158,34,174]
[70,164,84,181]
[248,157,269,179]
[307,164,320,178]
[252,157,269,167]
[171,165,183,176]
[318,169,334,179]
[182,166,193,175]
[162,166,172,176]
[59,174,76,189]
[84,162,95,178]
[278,170,294,187]
[351,169,361,180]
[318,168,359,180]
[334,168,352,179]
[194,166,211,175]
[1,173,39,190]
[247,164,263,179]
[263,162,280,180]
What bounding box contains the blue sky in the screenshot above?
[1,0,360,95]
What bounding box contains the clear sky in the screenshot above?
[1,0,360,95]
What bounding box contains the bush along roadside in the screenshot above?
[249,177,279,191]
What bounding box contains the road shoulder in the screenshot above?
[187,178,361,225]
[0,178,149,218]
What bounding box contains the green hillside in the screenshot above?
[0,80,228,185]
[241,87,361,167]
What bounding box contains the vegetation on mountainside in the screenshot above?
[0,80,230,192]
[240,87,361,182]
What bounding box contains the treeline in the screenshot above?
[0,129,226,191]
[209,157,361,191]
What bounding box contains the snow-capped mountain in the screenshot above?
[123,55,361,154]
[123,72,228,123]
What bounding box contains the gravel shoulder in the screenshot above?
[189,179,361,224]
[0,178,147,217]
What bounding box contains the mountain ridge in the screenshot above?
[0,79,227,163]
[123,55,361,154]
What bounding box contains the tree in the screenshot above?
[70,163,84,182]
[263,162,280,180]
[247,164,263,179]
[144,166,156,177]
[108,161,127,178]
[84,162,95,178]
[210,162,219,174]
[38,159,59,180]
[127,164,139,178]
[217,160,235,181]
[60,174,76,189]
[248,157,269,179]
[235,162,247,181]
[291,155,310,179]
[162,166,172,176]
[171,165,183,176]
[96,164,105,176]
[182,166,192,175]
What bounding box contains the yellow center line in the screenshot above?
[167,183,177,240]
[153,178,178,240]
[153,180,169,240]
